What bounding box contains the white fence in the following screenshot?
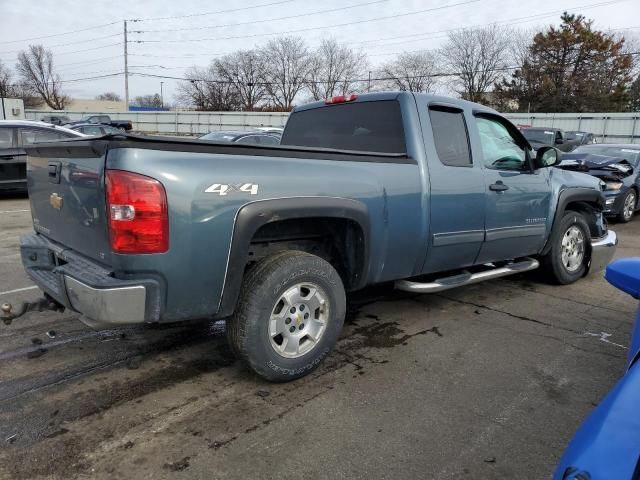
[25,109,640,143]
[25,110,290,136]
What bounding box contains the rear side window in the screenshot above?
[281,100,406,154]
[0,128,14,148]
[20,128,66,144]
[80,125,103,136]
[428,108,472,167]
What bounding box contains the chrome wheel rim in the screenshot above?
[269,282,329,359]
[623,192,636,220]
[561,225,585,273]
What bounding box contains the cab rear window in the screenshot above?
[281,100,406,154]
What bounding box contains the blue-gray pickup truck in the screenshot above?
[15,92,617,381]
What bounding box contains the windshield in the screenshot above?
[573,146,640,165]
[522,129,555,144]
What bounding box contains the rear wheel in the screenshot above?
[226,251,346,382]
[542,211,590,284]
[617,190,636,223]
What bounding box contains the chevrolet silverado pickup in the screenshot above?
[16,92,617,381]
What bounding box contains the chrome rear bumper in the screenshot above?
[20,232,160,328]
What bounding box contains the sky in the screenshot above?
[0,0,638,105]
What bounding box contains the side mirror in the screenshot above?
[535,146,561,168]
[555,137,564,145]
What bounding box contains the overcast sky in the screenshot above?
[1,0,638,104]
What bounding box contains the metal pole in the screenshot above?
[124,20,129,111]
[160,81,164,108]
[367,71,371,92]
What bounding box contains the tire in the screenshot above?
[226,251,346,382]
[542,211,590,285]
[616,189,636,223]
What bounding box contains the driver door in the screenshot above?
[475,114,551,264]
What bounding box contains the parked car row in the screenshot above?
[0,120,85,192]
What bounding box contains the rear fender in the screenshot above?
[216,197,370,318]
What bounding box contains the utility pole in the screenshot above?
[367,71,371,92]
[124,20,129,111]
[160,81,164,108]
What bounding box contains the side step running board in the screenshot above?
[395,257,540,293]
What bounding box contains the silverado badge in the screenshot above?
[49,193,63,210]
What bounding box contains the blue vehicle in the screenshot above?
[560,145,640,223]
[554,258,640,479]
[10,92,617,381]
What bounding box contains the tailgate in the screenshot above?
[26,140,112,264]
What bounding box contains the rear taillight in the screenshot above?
[105,170,169,254]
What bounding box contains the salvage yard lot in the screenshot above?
[0,193,638,480]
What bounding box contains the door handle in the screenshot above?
[489,181,509,192]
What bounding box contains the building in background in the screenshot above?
[0,98,25,120]
[36,99,126,113]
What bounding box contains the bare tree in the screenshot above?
[176,65,240,111]
[379,51,438,92]
[0,58,43,107]
[261,36,310,109]
[215,50,267,110]
[306,39,368,100]
[0,60,12,98]
[133,93,163,107]
[440,25,511,102]
[96,92,122,102]
[16,45,68,109]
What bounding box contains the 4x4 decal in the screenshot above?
[205,183,259,196]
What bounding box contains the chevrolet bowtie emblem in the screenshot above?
[49,193,63,210]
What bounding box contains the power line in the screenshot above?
[0,33,122,55]
[137,0,388,34]
[129,52,640,85]
[6,72,123,87]
[136,0,300,22]
[134,0,482,44]
[125,0,631,62]
[349,0,630,49]
[50,42,123,57]
[57,55,122,68]
[0,21,120,45]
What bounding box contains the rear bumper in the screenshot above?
[20,232,161,327]
[588,230,618,273]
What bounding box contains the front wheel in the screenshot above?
[617,190,636,223]
[226,251,346,382]
[541,211,590,284]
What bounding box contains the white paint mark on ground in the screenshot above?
[0,285,38,296]
[0,210,29,214]
[584,331,628,349]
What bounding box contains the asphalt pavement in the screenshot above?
[0,192,637,480]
